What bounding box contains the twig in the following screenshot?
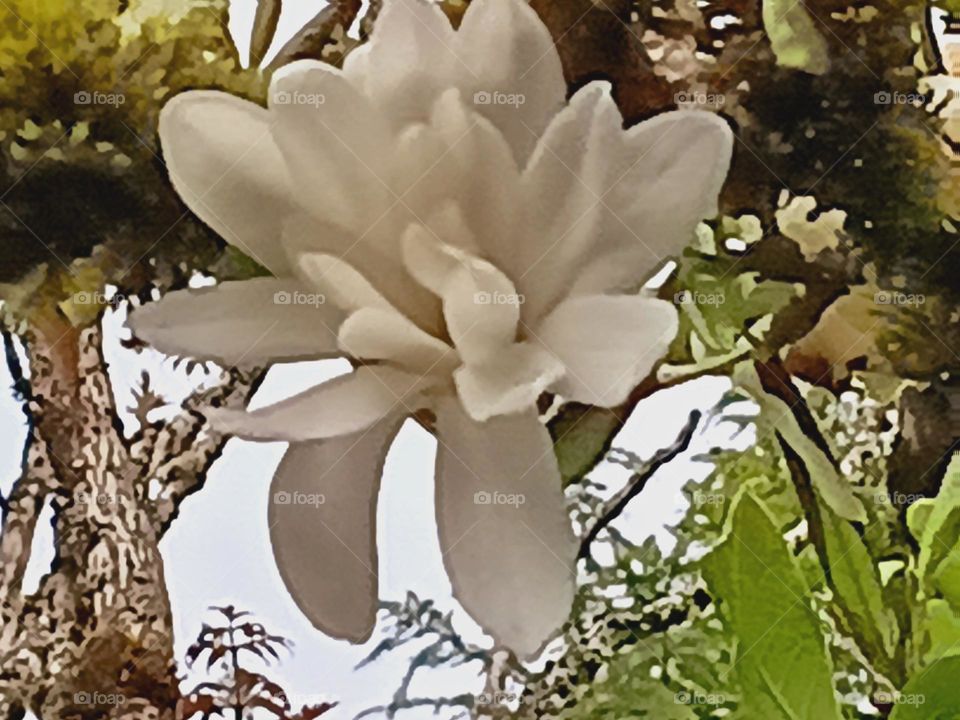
[578,410,701,560]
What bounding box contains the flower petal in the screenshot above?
[573,110,733,296]
[402,225,519,365]
[269,61,395,234]
[453,343,564,421]
[298,252,396,313]
[210,365,427,441]
[534,294,678,407]
[515,82,622,320]
[159,91,291,275]
[269,418,402,642]
[402,90,521,260]
[352,0,459,125]
[338,307,457,373]
[457,0,566,162]
[434,397,576,658]
[128,278,342,367]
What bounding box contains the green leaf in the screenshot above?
[702,491,842,719]
[820,507,899,661]
[734,363,866,522]
[910,454,960,583]
[890,655,960,719]
[918,600,960,666]
[762,0,830,75]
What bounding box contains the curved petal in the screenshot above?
[457,0,566,162]
[515,83,622,320]
[434,397,576,658]
[338,307,457,374]
[128,278,342,367]
[298,252,396,313]
[269,418,402,641]
[159,91,291,275]
[269,61,395,233]
[402,225,519,365]
[209,365,427,441]
[453,343,563,421]
[535,294,678,407]
[402,90,521,259]
[352,0,459,125]
[573,110,733,296]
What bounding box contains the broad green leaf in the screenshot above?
[911,454,960,583]
[734,363,866,522]
[918,600,960,666]
[890,655,960,719]
[702,491,842,719]
[821,507,898,661]
[762,0,830,75]
[934,541,960,607]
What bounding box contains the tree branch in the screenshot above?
[578,410,701,560]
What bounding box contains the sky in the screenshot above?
[1,2,743,718]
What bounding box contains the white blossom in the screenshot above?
[130,0,732,657]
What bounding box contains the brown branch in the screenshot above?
[578,410,701,560]
[143,368,263,532]
[754,357,835,580]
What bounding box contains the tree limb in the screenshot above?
[578,410,701,560]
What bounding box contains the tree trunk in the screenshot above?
[0,314,257,719]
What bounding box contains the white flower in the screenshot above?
[131,0,732,657]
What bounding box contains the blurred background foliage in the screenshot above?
[3,0,960,717]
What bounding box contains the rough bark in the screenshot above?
[0,314,258,719]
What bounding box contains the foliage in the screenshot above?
[181,606,336,720]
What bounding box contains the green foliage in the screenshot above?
[702,491,841,719]
[0,0,265,321]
